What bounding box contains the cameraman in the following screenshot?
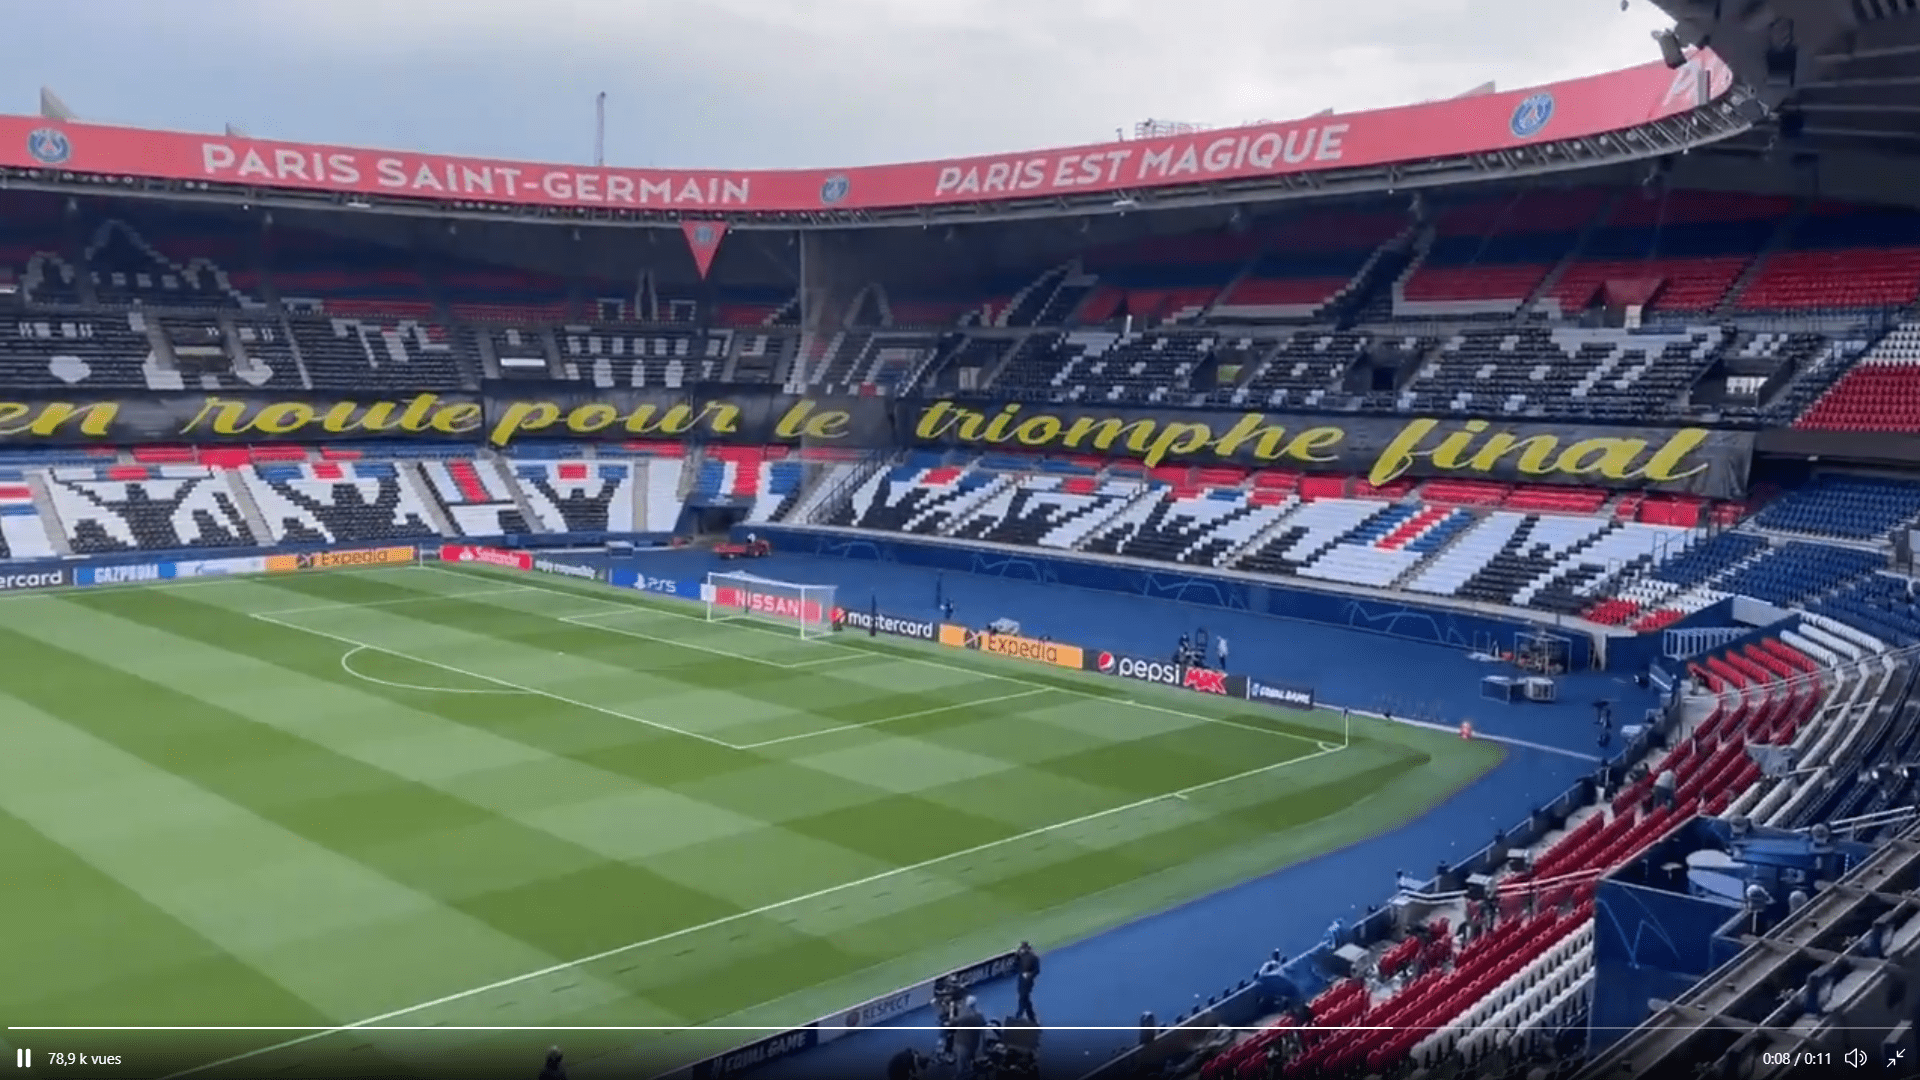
[994,1014,1041,1079]
[887,1046,926,1080]
[933,976,962,1063]
[953,996,987,1080]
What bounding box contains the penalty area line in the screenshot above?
[249,610,738,749]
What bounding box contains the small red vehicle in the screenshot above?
[715,538,772,559]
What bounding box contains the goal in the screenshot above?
[703,571,836,639]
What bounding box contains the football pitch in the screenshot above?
[0,563,1502,1078]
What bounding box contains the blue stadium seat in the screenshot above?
[1752,475,1920,540]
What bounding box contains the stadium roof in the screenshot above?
[1656,0,1920,159]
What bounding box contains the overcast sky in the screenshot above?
[5,0,1676,170]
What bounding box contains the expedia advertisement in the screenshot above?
[1087,650,1247,698]
[0,565,71,591]
[1245,678,1317,709]
[0,387,1749,496]
[939,624,1085,670]
[832,605,937,641]
[265,546,415,573]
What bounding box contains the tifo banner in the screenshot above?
[1244,678,1317,709]
[939,624,1084,670]
[609,567,701,599]
[667,949,1019,1080]
[0,54,1727,214]
[904,400,1752,497]
[0,566,71,591]
[477,385,886,449]
[831,605,938,641]
[0,386,1752,495]
[1087,650,1247,698]
[265,546,414,573]
[440,543,534,572]
[0,391,486,446]
[0,388,882,449]
[0,384,1758,495]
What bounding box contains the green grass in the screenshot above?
[0,564,1502,1077]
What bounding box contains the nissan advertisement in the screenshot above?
[1087,650,1246,699]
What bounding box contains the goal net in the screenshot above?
[703,571,836,639]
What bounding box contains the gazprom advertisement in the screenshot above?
[74,555,269,586]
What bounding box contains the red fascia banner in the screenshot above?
[682,220,727,279]
[0,54,1729,215]
[440,543,533,571]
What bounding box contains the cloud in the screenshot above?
[6,0,1676,169]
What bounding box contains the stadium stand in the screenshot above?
[1794,323,1920,432]
[512,460,638,534]
[14,165,1920,1080]
[240,460,441,545]
[41,464,258,553]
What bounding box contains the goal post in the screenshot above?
[703,571,837,639]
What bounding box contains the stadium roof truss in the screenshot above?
[1659,0,1920,160]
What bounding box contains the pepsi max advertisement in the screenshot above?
[1085,649,1246,698]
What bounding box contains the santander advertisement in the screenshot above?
[440,544,533,572]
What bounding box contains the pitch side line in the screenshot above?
[155,741,1344,1080]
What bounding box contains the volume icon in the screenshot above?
[1845,1048,1870,1069]
[12,1048,27,1069]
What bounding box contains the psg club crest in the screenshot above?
[26,127,72,166]
[1509,93,1555,140]
[693,224,715,246]
[819,174,850,206]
